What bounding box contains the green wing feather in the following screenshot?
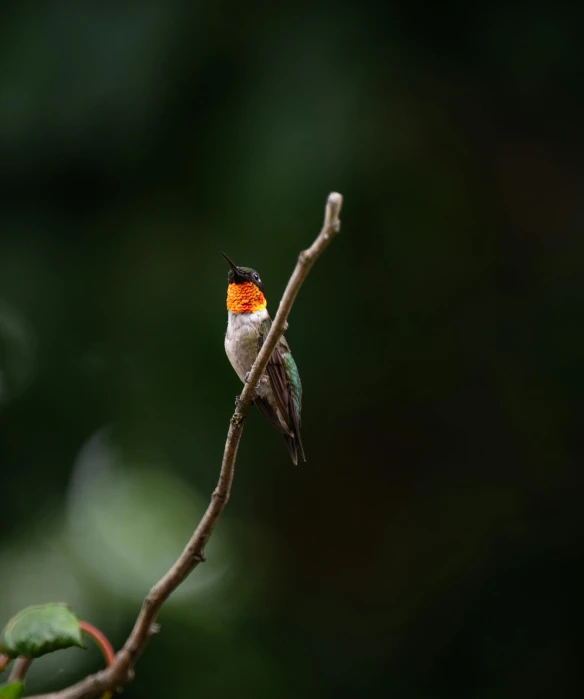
[256,316,305,464]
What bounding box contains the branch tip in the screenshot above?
[325,192,343,228]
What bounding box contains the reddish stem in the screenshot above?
[79,621,116,699]
[8,656,32,682]
[0,652,11,672]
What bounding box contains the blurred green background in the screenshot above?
[1,1,583,697]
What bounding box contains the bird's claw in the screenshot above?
[244,372,261,392]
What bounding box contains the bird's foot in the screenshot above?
[244,372,262,392]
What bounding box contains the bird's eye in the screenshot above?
[253,273,261,282]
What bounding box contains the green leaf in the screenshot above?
[1,604,85,659]
[0,682,25,699]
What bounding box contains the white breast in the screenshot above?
[224,308,269,383]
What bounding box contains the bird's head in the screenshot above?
[222,253,267,314]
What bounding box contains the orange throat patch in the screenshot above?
[226,282,267,314]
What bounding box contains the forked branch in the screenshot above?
[27,192,343,699]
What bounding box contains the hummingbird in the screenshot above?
[222,252,306,464]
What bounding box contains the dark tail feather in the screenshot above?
[284,434,306,465]
[284,436,298,465]
[295,432,306,463]
[289,404,306,464]
[256,396,306,465]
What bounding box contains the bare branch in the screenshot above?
[27,192,343,699]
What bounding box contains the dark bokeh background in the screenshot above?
[1,2,583,697]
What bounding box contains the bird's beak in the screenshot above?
[221,252,241,281]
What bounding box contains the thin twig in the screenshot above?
[8,656,32,682]
[27,192,343,699]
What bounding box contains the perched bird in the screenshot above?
[222,252,305,464]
